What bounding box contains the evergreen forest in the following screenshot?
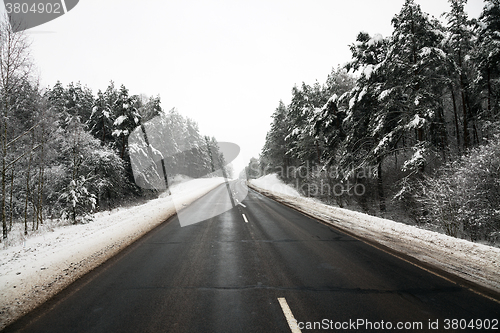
[255,0,500,243]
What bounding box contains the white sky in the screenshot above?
[2,0,485,174]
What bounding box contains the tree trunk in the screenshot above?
[121,136,126,159]
[2,116,7,241]
[450,87,461,153]
[487,67,492,115]
[437,104,448,161]
[37,137,45,226]
[315,140,320,165]
[25,148,33,236]
[377,157,386,212]
[457,42,470,149]
[32,202,36,231]
[9,167,13,231]
[472,120,480,146]
[461,89,470,149]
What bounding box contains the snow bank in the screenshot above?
[0,177,225,330]
[249,174,500,297]
[251,174,301,197]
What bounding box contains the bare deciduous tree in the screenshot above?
[0,14,34,241]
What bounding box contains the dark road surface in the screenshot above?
[3,180,500,332]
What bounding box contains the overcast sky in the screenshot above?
[2,0,485,174]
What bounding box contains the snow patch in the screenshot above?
[407,114,425,129]
[357,86,368,102]
[368,33,384,46]
[378,88,393,101]
[363,65,374,80]
[402,149,426,172]
[251,174,301,197]
[112,129,129,137]
[286,128,301,141]
[420,47,432,57]
[114,115,127,126]
[328,94,338,104]
[349,96,356,110]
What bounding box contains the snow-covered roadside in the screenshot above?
[0,177,225,330]
[249,174,500,298]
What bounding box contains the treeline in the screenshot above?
[256,0,500,242]
[128,109,227,192]
[0,19,224,242]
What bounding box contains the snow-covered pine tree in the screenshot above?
[444,0,477,148]
[59,175,96,224]
[342,31,389,171]
[111,85,141,160]
[312,67,355,169]
[374,0,448,174]
[261,100,289,175]
[183,118,211,178]
[164,108,187,175]
[284,82,328,170]
[473,0,500,120]
[137,95,163,123]
[64,82,94,122]
[88,90,115,145]
[46,82,70,126]
[87,144,127,210]
[59,115,129,222]
[58,118,97,223]
[203,136,231,178]
[342,31,390,211]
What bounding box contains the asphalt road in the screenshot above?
[3,180,500,332]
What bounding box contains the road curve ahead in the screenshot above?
[3,180,500,333]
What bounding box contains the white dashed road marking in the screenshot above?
[278,297,301,333]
